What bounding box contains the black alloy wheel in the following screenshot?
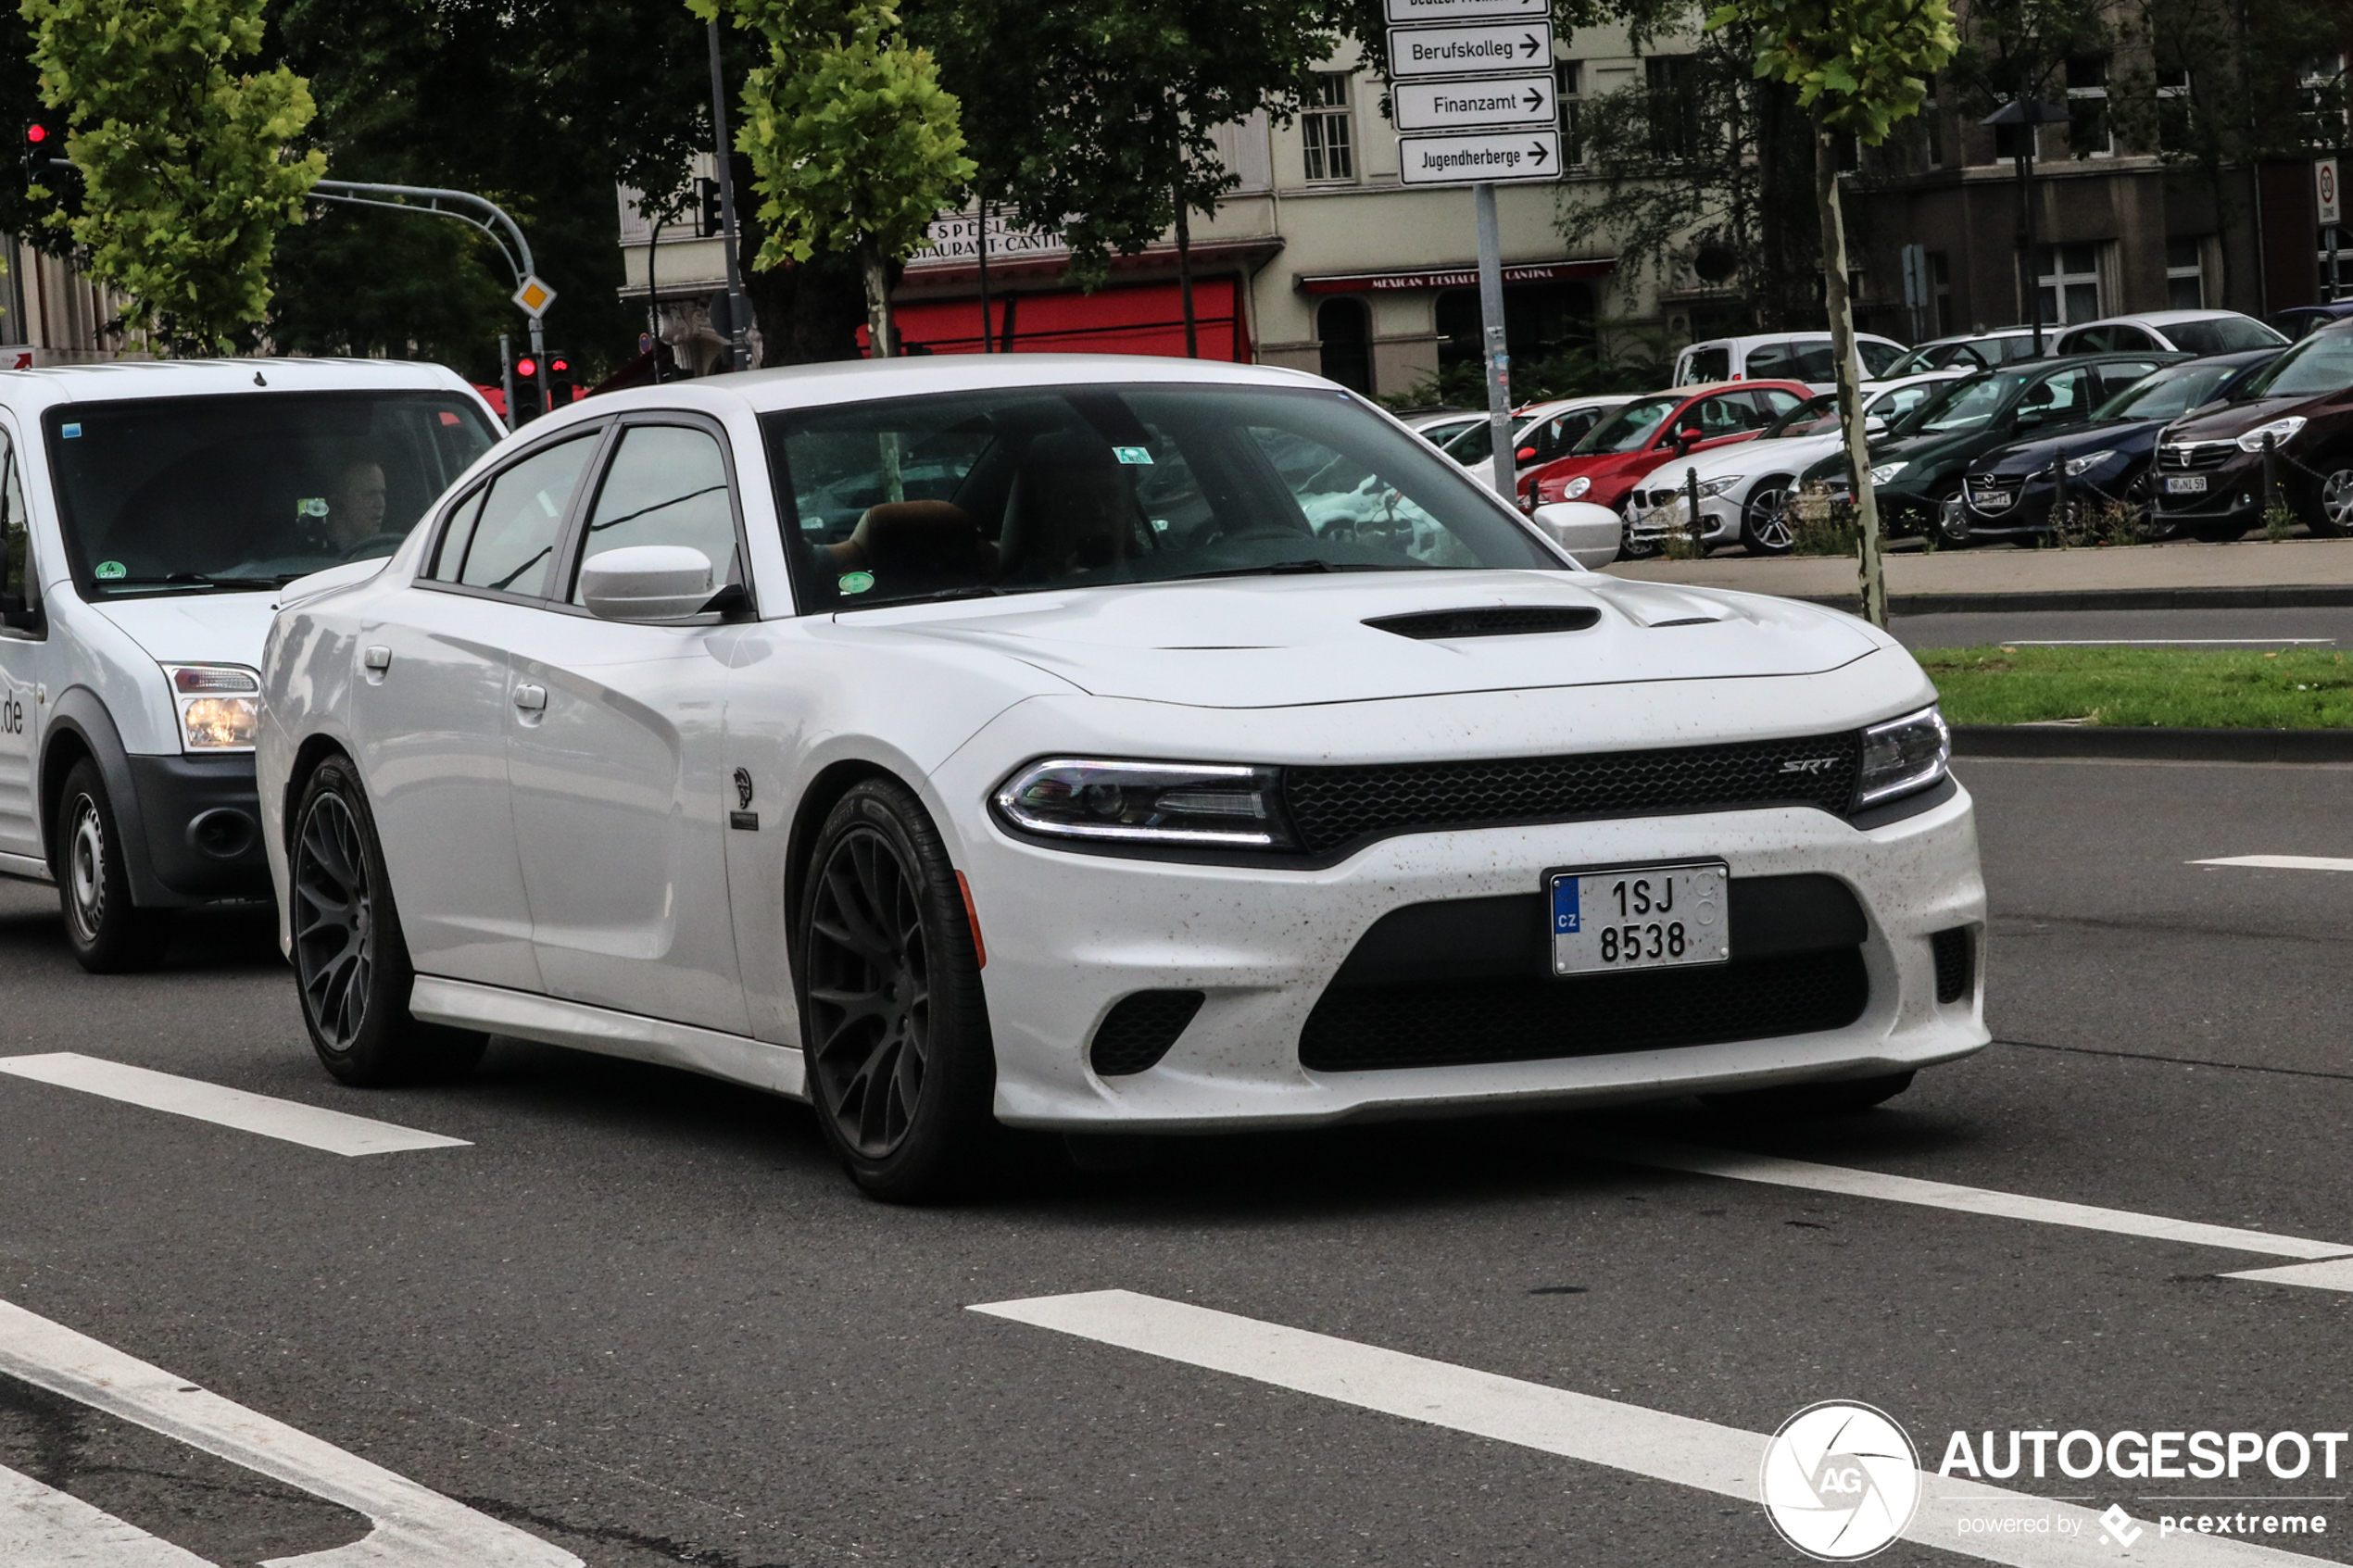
[1740,477,1796,556]
[799,778,996,1200]
[290,757,484,1085]
[54,759,171,972]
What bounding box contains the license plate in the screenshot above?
[1548,861,1730,976]
[1969,491,2009,510]
[2165,475,2208,495]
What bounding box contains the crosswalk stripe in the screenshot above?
[0,1462,212,1566]
[2223,1257,2353,1292]
[2191,856,2353,873]
[974,1290,2328,1567]
[0,1053,468,1156]
[1588,1135,2353,1261]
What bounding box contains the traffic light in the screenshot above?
[546,352,575,408]
[697,177,723,237]
[21,119,55,179]
[511,357,544,423]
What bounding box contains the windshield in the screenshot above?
[1572,395,1680,455]
[763,383,1561,612]
[2164,316,2284,355]
[47,390,497,596]
[2093,362,2237,420]
[1765,394,1838,437]
[1905,372,2025,436]
[2243,332,2353,399]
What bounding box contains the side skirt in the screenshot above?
[409,976,807,1101]
[0,850,54,885]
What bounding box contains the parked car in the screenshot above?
[1956,349,2283,543]
[1521,380,1815,517]
[1440,394,1636,481]
[1402,408,1484,449]
[1621,372,1969,556]
[2271,301,2353,341]
[1878,329,2047,377]
[1796,352,2183,542]
[2151,324,2353,540]
[254,355,1985,1199]
[1671,333,1907,393]
[2049,310,2284,358]
[0,359,500,972]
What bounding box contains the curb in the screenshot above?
[1793,585,2353,616]
[1953,725,2353,763]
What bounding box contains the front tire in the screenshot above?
[2309,468,2353,536]
[1931,488,1971,549]
[1740,477,1796,556]
[290,756,484,1085]
[54,759,171,972]
[798,778,997,1202]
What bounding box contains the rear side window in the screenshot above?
[1740,342,1792,378]
[571,425,740,604]
[2164,316,2284,354]
[1750,387,1806,418]
[1787,342,1838,383]
[432,433,598,597]
[1684,345,1730,383]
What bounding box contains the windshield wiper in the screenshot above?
[96,572,285,591]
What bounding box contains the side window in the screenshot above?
[1788,342,1839,383]
[437,434,598,597]
[1858,340,1906,377]
[1750,388,1806,418]
[572,425,740,604]
[1694,395,1765,436]
[1685,345,1730,383]
[2095,360,2161,402]
[0,429,36,632]
[2111,327,2158,351]
[2016,368,2089,427]
[1742,342,1791,379]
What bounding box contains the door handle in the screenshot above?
[512,683,547,712]
[362,646,391,671]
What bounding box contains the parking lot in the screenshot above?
[2,755,2348,1566]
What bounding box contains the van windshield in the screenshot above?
[46,390,498,596]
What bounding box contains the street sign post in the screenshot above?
[1397,130,1561,185]
[1392,74,1555,131]
[1384,0,1546,19]
[1387,21,1554,79]
[2319,158,2341,299]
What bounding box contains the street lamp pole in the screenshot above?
[707,19,752,373]
[1980,99,2070,354]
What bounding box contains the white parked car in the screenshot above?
[257,356,1987,1200]
[1439,394,1637,483]
[1671,332,1908,393]
[1879,328,2046,376]
[2049,310,2284,357]
[1621,372,1968,555]
[0,358,499,971]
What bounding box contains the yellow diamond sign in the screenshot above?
[512,274,557,317]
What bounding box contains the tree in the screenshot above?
[1710,0,1957,625]
[702,0,974,358]
[25,0,323,354]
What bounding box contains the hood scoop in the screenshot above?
[1364,605,1602,641]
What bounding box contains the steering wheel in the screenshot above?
[341,533,409,563]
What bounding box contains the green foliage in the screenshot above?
[1919,645,2353,727]
[1380,329,1673,411]
[25,0,323,353]
[1709,0,1958,144]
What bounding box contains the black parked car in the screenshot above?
[1955,349,2283,542]
[2152,324,2353,539]
[2272,301,2353,342]
[1796,352,2183,542]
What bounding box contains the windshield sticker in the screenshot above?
[837,571,875,596]
[60,422,80,438]
[94,560,125,580]
[1113,445,1153,465]
[297,496,329,518]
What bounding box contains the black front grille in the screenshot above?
[2158,441,2233,471]
[1300,949,1870,1072]
[1931,926,1974,1004]
[1089,990,1204,1076]
[1283,733,1864,855]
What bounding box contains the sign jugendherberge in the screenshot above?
[1392,74,1556,132]
[1386,20,1555,80]
[1396,130,1562,186]
[1382,0,1546,20]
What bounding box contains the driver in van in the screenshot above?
[321,458,389,550]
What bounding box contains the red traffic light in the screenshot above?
[515,357,537,378]
[25,124,46,145]
[549,358,568,374]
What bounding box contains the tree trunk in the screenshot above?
[862,242,894,358]
[1175,185,1198,358]
[1816,111,1885,628]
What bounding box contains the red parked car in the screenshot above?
[1517,380,1815,513]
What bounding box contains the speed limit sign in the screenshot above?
[2320,157,2341,225]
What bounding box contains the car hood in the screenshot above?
[2166,391,2339,444]
[838,571,1881,709]
[87,590,279,667]
[1973,417,2167,477]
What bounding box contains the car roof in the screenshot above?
[0,356,477,413]
[2067,309,2259,329]
[1683,331,1902,351]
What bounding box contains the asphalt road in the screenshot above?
[1892,606,2353,650]
[2,759,2350,1567]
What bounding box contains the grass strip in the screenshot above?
[1918,645,2353,728]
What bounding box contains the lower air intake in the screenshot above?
[1930,927,1974,1004]
[1089,990,1205,1077]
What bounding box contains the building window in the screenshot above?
[2319,228,2353,301]
[1923,74,1945,169]
[2034,243,2103,324]
[2157,67,2194,151]
[1315,296,1372,394]
[2167,238,2207,309]
[1930,251,1953,336]
[1302,72,1354,182]
[2301,55,2347,135]
[1557,60,1584,166]
[1645,55,1700,162]
[2065,56,2111,157]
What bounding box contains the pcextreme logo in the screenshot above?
[1760,1401,1923,1561]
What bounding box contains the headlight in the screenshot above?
[1855,705,1950,808]
[2237,416,2307,453]
[1696,474,1743,497]
[2062,449,2116,477]
[993,759,1293,849]
[161,664,260,752]
[1868,461,1908,484]
[1562,476,1592,500]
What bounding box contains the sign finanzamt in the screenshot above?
[1382,0,1546,19]
[1397,130,1562,186]
[1391,73,1556,131]
[1386,20,1555,80]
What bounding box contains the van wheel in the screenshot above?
[290,756,484,1085]
[55,759,171,972]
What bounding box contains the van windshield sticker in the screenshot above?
[94,560,125,580]
[60,423,80,438]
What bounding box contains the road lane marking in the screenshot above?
[0,1461,212,1565]
[0,1297,578,1567]
[1585,1136,2353,1261]
[2003,639,2336,647]
[2223,1257,2353,1292]
[972,1290,2326,1566]
[0,1053,467,1156]
[2190,856,2353,873]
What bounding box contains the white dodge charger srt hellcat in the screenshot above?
[257,356,1986,1200]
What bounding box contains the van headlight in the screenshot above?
[162,663,260,752]
[993,759,1292,849]
[1854,705,1950,808]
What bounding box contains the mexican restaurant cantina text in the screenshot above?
[1941,1430,2350,1480]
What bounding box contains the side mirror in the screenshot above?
[1516,445,1537,462]
[1863,416,1888,439]
[1529,501,1624,570]
[579,545,717,621]
[1673,426,1704,453]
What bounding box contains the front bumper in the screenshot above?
[2149,453,2264,521]
[125,753,271,899]
[1623,494,1739,546]
[960,783,1988,1131]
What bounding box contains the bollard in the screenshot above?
[2052,449,2069,541]
[2264,433,2279,518]
[1685,465,1701,549]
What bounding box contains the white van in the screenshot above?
[1671,332,1908,392]
[0,358,500,970]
